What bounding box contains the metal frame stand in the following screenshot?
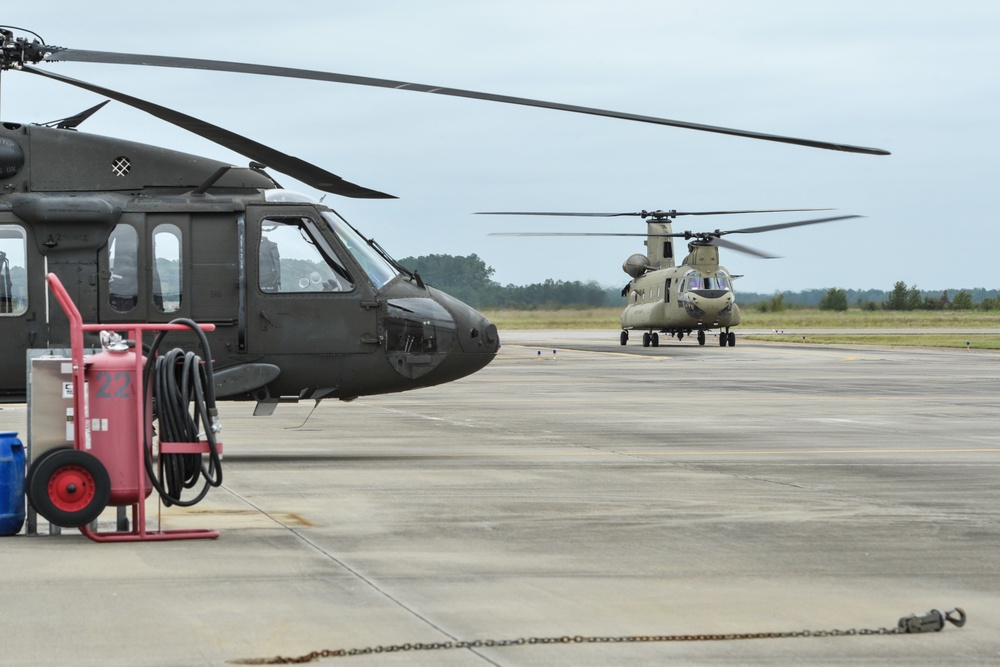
[46,273,222,542]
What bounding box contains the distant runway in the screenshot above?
[2,331,998,665]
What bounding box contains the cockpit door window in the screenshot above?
[258,218,354,293]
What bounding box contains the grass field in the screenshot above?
[482,307,1000,349]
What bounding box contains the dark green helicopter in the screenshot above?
[0,27,889,413]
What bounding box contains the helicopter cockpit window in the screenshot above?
[0,225,27,316]
[682,270,731,294]
[259,218,354,293]
[153,224,183,313]
[682,272,702,292]
[711,272,732,291]
[107,224,139,313]
[322,212,398,289]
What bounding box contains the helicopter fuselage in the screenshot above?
[622,265,742,330]
[0,123,499,409]
[620,242,741,346]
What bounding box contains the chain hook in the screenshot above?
[898,607,967,633]
[944,607,967,628]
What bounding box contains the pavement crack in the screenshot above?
[219,485,502,666]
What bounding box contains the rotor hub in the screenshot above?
[0,29,54,71]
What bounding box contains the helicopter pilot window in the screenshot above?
[683,272,702,292]
[153,224,183,313]
[322,212,399,289]
[259,218,354,293]
[107,224,139,313]
[682,271,730,293]
[0,225,27,316]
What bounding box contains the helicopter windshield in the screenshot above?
[322,212,399,289]
[711,271,732,291]
[682,271,732,292]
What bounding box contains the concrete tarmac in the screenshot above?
[1,330,999,665]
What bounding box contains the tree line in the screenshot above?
[744,283,1000,312]
[398,254,1000,311]
[398,253,613,309]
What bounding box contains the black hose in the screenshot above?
[142,319,222,507]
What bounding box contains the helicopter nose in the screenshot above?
[431,287,500,356]
[685,290,733,320]
[382,287,498,385]
[427,288,499,384]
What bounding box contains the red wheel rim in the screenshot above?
[47,465,97,513]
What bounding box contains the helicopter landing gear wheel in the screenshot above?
[651,332,659,347]
[27,449,110,528]
[697,330,706,346]
[677,332,684,341]
[728,331,736,347]
[642,332,651,347]
[719,331,728,346]
[620,330,628,346]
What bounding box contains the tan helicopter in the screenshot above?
[486,209,860,347]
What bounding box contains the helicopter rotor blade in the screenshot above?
[478,211,649,218]
[486,230,797,259]
[670,208,834,217]
[489,232,654,237]
[709,237,779,259]
[22,65,396,199]
[718,214,861,236]
[40,48,891,156]
[477,208,834,219]
[488,214,861,245]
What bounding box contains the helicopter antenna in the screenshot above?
[39,100,110,129]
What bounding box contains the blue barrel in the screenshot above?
[0,432,25,536]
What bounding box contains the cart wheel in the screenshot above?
[25,446,73,508]
[29,449,110,528]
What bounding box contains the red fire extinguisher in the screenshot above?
[85,337,152,507]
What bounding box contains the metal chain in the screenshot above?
[229,626,905,664]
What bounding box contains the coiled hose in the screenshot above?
[142,319,222,507]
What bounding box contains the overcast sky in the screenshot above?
[2,1,996,294]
